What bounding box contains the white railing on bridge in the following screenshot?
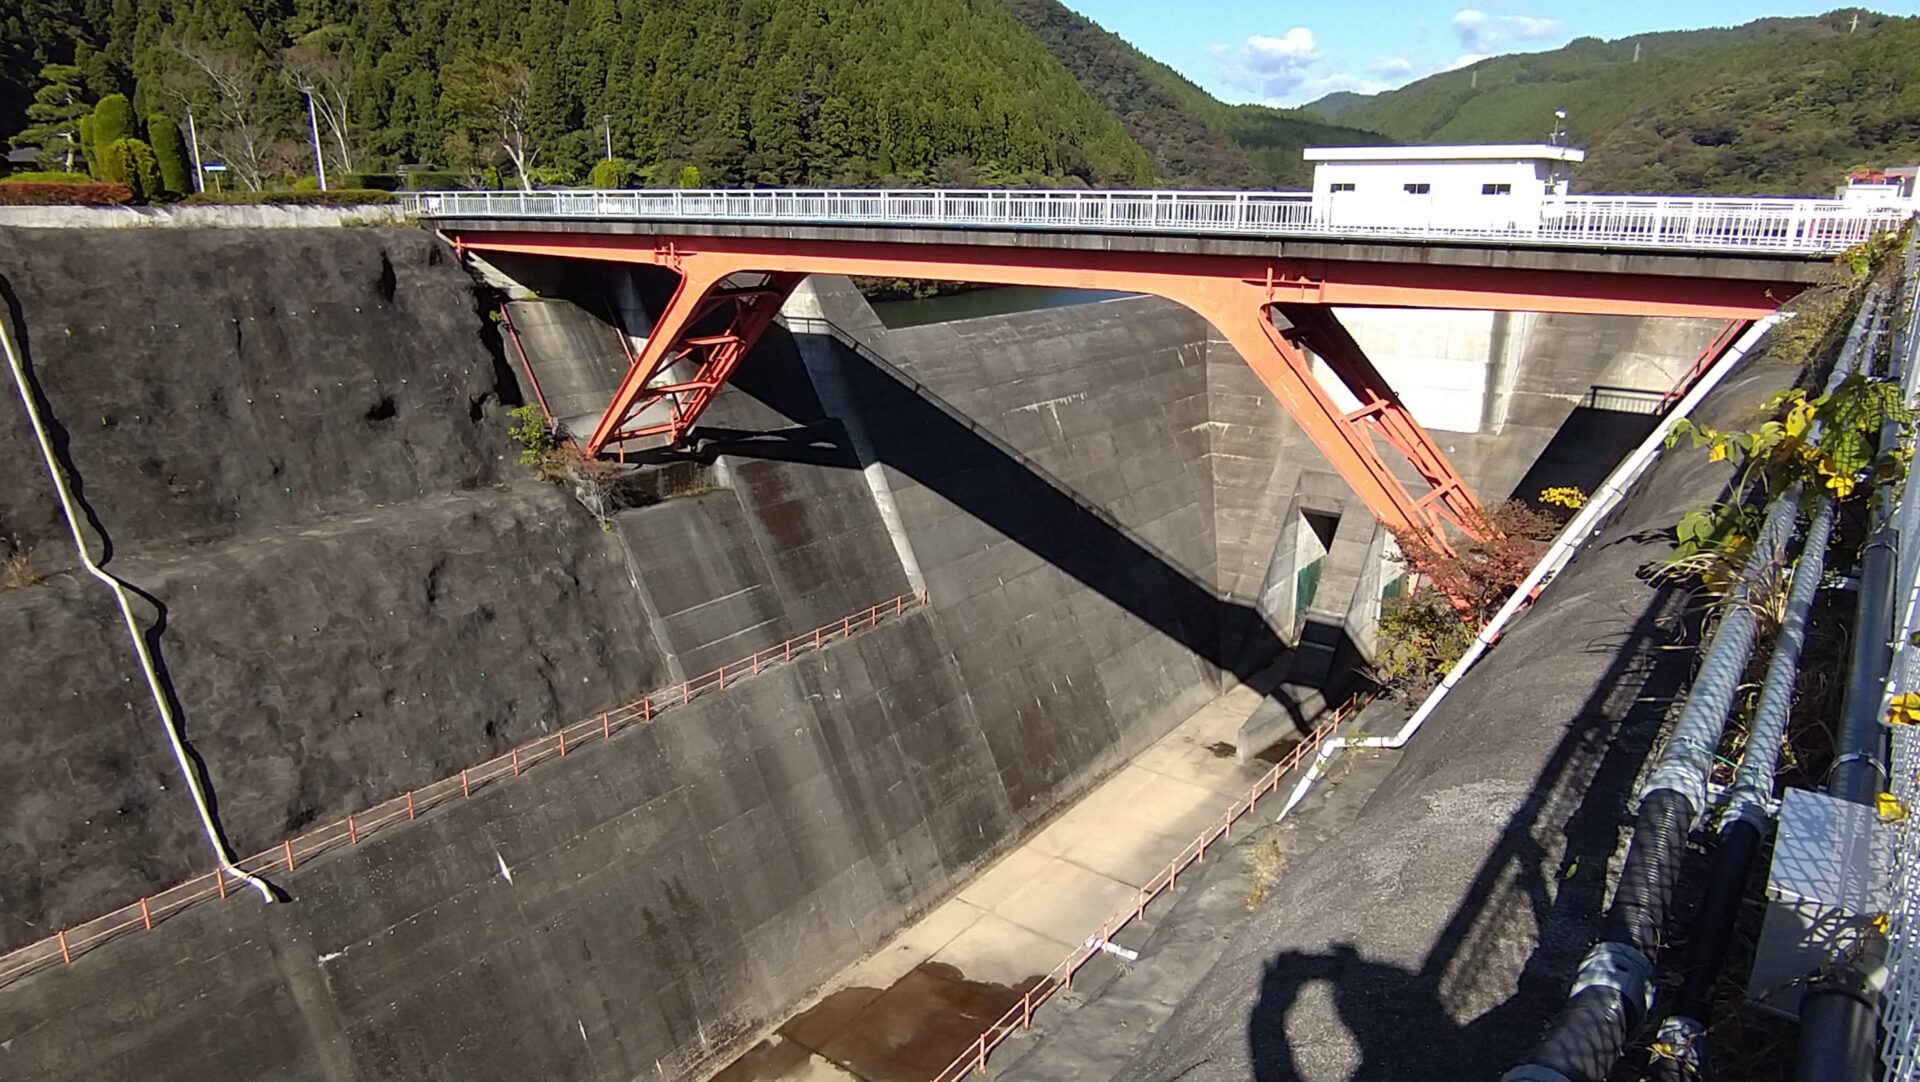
[401,187,1911,255]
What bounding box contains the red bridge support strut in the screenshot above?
[589,268,804,449]
[442,230,1788,555]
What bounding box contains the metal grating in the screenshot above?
[1878,240,1920,1081]
[1885,723,1920,1079]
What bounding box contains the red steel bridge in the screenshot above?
[408,187,1895,557]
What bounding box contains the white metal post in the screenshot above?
[304,92,328,191]
[185,104,205,194]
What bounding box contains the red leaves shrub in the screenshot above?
[0,182,135,206]
[1392,500,1560,626]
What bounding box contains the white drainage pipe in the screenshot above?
[1278,314,1783,820]
[1,303,274,903]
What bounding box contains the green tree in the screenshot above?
[146,114,191,194]
[96,136,163,201]
[442,50,538,192]
[676,164,702,188]
[9,64,90,173]
[588,158,630,188]
[91,93,133,146]
[78,115,96,176]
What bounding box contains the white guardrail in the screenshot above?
[400,188,1912,255]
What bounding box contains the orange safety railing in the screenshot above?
[927,691,1371,1082]
[0,589,930,988]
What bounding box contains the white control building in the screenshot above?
[1304,144,1586,230]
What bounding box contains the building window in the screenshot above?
[1482,182,1513,195]
[1330,182,1356,193]
[1403,182,1431,194]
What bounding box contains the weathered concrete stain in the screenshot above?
[714,962,1045,1082]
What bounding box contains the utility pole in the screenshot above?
[303,90,328,191]
[1632,42,1641,62]
[1850,12,1860,32]
[185,103,205,194]
[1550,109,1568,148]
[602,114,614,161]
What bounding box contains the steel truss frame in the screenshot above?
[449,230,1791,554]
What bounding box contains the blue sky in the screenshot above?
[1060,2,1919,106]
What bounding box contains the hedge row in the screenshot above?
[0,182,135,206]
[179,189,399,206]
[1,171,94,184]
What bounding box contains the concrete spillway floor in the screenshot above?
[706,681,1301,1082]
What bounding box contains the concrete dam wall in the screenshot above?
[0,225,1715,1080]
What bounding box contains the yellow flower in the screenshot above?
[1878,792,1908,823]
[1889,692,1920,726]
[1708,442,1729,463]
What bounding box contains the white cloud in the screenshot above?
[1215,28,1364,104]
[1444,52,1490,72]
[1368,56,1415,76]
[1451,9,1562,53]
[1242,28,1319,72]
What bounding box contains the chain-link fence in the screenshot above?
[1876,234,1920,1081]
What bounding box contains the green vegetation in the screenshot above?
[147,113,191,194]
[0,170,91,184]
[95,136,162,200]
[1662,230,1913,594]
[8,63,87,171]
[88,93,132,154]
[1003,0,1386,188]
[0,0,1155,192]
[1374,501,1559,698]
[1307,10,1920,195]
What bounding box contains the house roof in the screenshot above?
[1303,144,1587,164]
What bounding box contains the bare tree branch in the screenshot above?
[279,39,356,175]
[442,51,538,191]
[172,40,273,191]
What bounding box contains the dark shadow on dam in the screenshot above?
[1239,534,1701,1078]
[638,317,1295,697]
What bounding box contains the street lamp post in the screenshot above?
[303,91,328,191]
[185,103,206,194]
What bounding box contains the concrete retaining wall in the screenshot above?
[0,226,1716,1080]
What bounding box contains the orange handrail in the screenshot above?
[927,691,1371,1082]
[0,589,930,988]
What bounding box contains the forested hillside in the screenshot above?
[1001,0,1384,188]
[1305,9,1920,195]
[0,0,1156,190]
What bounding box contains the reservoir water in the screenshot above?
[870,285,1136,328]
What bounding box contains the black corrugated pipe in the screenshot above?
[1797,285,1907,1082]
[1516,788,1693,1082]
[1509,290,1881,1082]
[1504,493,1801,1082]
[1650,490,1839,1082]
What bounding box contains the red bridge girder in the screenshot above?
[450,229,1792,554]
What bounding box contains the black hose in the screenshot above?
[1832,517,1896,805]
[1507,789,1693,1082]
[1797,982,1881,1080]
[1674,813,1765,1018]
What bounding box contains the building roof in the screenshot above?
[1303,144,1586,164]
[5,146,40,164]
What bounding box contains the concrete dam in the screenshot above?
[0,223,1720,1080]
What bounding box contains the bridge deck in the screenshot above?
[406,187,1904,263]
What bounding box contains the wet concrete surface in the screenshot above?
[711,962,1046,1082]
[702,678,1299,1082]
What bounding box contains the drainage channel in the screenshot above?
[707,682,1362,1082]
